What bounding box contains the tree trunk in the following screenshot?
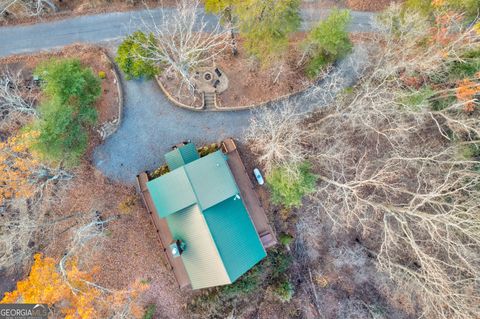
[226,7,237,56]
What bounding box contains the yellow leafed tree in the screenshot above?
[1,254,147,319]
[0,130,40,202]
[0,130,72,205]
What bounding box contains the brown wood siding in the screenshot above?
[222,138,277,249]
[136,173,191,289]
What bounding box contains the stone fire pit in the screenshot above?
[192,67,229,94]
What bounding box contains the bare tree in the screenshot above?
[0,69,37,129]
[134,0,231,91]
[0,131,73,272]
[245,101,311,174]
[0,0,57,18]
[0,200,79,272]
[59,210,115,278]
[249,4,480,318]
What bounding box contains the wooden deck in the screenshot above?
[136,173,191,289]
[222,138,277,249]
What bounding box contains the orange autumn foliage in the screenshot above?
[1,254,69,305]
[456,79,480,112]
[429,13,459,46]
[0,130,40,203]
[1,254,147,319]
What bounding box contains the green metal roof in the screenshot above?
[166,204,230,289]
[203,197,266,281]
[185,151,239,210]
[146,147,266,289]
[146,168,196,218]
[165,143,199,171]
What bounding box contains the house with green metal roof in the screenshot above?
[146,143,267,289]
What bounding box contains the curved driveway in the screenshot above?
[93,44,369,184]
[1,8,376,184]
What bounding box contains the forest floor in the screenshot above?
[0,44,119,135]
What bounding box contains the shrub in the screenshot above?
[31,100,95,165]
[444,49,480,82]
[401,86,435,110]
[31,59,100,166]
[263,248,292,281]
[142,304,156,319]
[238,0,301,65]
[35,59,101,108]
[272,279,294,303]
[221,266,261,297]
[279,232,294,246]
[98,71,106,79]
[116,31,160,80]
[267,162,318,208]
[460,143,480,160]
[303,9,352,78]
[198,143,219,157]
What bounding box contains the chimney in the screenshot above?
[169,240,186,258]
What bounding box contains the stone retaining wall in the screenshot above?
[155,67,334,112]
[97,50,124,140]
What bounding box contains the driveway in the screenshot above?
[0,7,375,184]
[0,7,376,57]
[93,44,369,184]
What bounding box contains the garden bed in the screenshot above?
[159,35,317,109]
[159,33,373,109]
[147,143,220,179]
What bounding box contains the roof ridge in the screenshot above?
[182,165,203,211]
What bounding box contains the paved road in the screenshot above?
[0,7,376,57]
[93,44,369,184]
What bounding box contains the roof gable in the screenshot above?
[203,197,266,282]
[146,168,196,218]
[165,143,200,170]
[185,151,239,210]
[166,204,230,289]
